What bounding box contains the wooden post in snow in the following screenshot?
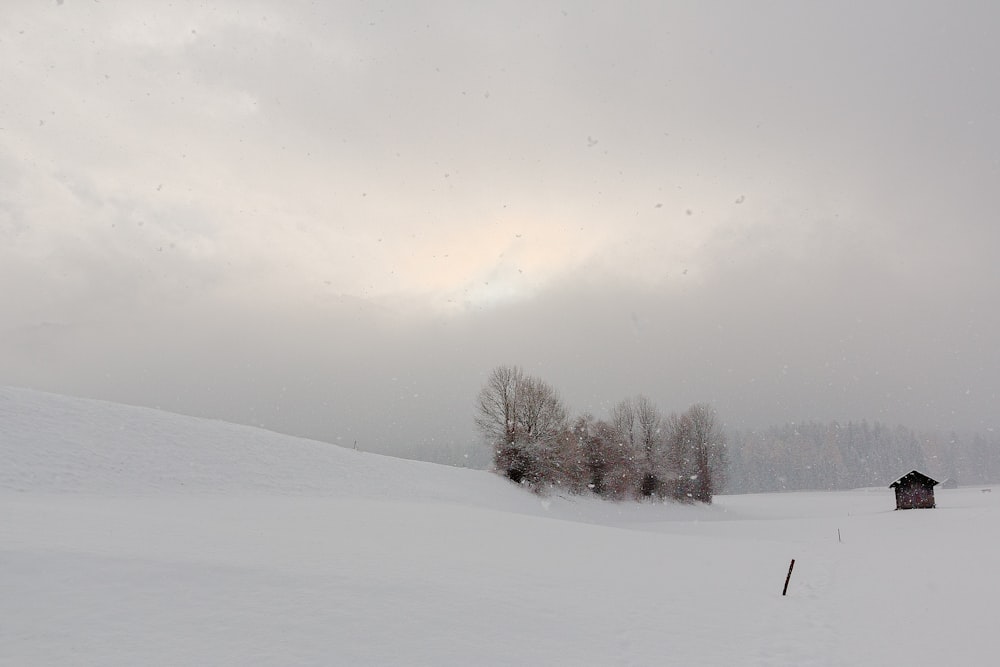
[782,559,796,596]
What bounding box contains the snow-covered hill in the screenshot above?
[2,385,500,500]
[2,386,998,665]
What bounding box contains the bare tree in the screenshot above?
[666,403,727,503]
[600,421,643,500]
[475,364,569,487]
[571,415,635,498]
[475,364,527,482]
[541,424,590,494]
[609,398,637,452]
[611,395,667,497]
[518,375,568,446]
[475,364,523,449]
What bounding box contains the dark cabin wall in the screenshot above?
[895,483,935,509]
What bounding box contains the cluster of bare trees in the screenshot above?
[475,364,727,503]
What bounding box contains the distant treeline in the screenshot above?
[727,421,1000,493]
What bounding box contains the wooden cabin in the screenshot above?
[889,470,939,510]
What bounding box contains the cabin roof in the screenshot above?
[889,470,939,488]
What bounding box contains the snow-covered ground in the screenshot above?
[3,386,998,666]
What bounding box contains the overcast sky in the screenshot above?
[2,1,998,462]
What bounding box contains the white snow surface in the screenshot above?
[3,385,998,666]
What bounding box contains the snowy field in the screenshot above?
[3,386,998,666]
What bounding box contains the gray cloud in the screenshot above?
[2,1,998,462]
